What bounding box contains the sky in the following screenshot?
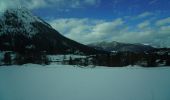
[0,0,170,47]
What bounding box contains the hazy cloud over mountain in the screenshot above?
[0,0,100,12]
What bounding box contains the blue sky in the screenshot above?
[32,0,170,20]
[0,0,170,47]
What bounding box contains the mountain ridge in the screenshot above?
[88,41,155,53]
[0,8,106,55]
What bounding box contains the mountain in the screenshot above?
[0,8,105,55]
[88,41,154,53]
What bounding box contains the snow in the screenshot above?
[0,64,170,100]
[48,54,86,62]
[5,7,50,27]
[0,8,52,37]
[47,54,87,65]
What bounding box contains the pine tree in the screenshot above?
[69,56,73,65]
[4,52,12,65]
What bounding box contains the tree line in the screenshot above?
[1,49,170,67]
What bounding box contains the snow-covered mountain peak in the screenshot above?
[3,7,50,24]
[0,7,52,37]
[0,8,103,54]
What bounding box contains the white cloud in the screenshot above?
[84,0,100,5]
[149,0,158,5]
[160,25,170,31]
[49,18,124,44]
[22,0,47,9]
[0,0,100,11]
[92,18,124,35]
[137,12,153,19]
[49,17,170,47]
[0,0,19,12]
[156,17,170,26]
[137,20,150,29]
[160,25,170,35]
[123,11,155,23]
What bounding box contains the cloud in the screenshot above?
[156,17,170,26]
[49,16,170,47]
[137,12,153,19]
[22,0,47,9]
[0,0,19,12]
[0,0,100,12]
[92,18,124,35]
[137,20,150,29]
[49,18,124,44]
[149,0,158,5]
[160,25,170,32]
[123,11,155,23]
[84,0,100,5]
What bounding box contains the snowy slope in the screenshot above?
[0,8,104,54]
[0,8,51,37]
[0,65,170,100]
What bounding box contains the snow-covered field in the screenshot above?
[0,64,170,100]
